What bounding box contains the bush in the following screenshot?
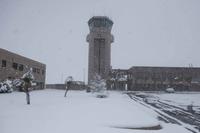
[0,80,13,93]
[89,74,108,98]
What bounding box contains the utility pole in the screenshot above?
[83,68,85,84]
[61,73,63,83]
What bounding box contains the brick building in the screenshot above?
[0,48,46,89]
[108,66,200,91]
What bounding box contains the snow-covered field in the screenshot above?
[0,89,192,133]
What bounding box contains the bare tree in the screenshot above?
[64,76,73,97]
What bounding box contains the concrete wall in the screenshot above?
[46,82,86,90]
[46,84,66,90]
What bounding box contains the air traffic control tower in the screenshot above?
[87,16,114,84]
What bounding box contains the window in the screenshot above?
[12,62,18,70]
[94,38,105,75]
[94,20,101,27]
[33,68,40,74]
[2,60,6,67]
[33,68,37,73]
[19,64,24,71]
[42,70,45,75]
[36,68,40,74]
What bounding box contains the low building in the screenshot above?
[46,81,86,90]
[0,48,46,89]
[46,84,66,90]
[108,66,200,91]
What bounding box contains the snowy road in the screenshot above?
[128,92,200,133]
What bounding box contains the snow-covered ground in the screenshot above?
[0,89,192,133]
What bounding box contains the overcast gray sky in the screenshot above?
[0,0,200,83]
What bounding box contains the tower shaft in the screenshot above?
[87,16,114,83]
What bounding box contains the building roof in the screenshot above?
[129,66,200,70]
[0,48,46,67]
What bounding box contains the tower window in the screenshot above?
[2,60,6,67]
[94,38,105,75]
